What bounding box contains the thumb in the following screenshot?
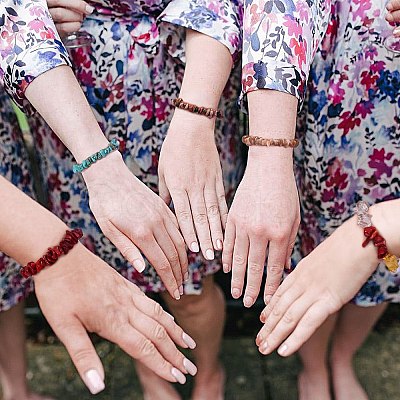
[158,175,172,206]
[56,318,105,395]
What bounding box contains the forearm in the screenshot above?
[175,30,232,122]
[0,176,69,266]
[25,65,109,162]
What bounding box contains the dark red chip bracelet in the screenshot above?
[20,228,83,278]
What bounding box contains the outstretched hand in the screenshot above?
[34,243,197,394]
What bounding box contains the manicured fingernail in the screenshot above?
[278,343,288,356]
[205,249,214,260]
[171,367,186,384]
[244,296,253,308]
[223,263,230,273]
[184,271,189,281]
[173,289,180,300]
[133,259,145,273]
[84,369,105,395]
[85,4,95,13]
[386,12,394,21]
[182,332,196,349]
[183,358,198,376]
[260,312,266,323]
[179,285,184,295]
[190,242,199,252]
[387,2,393,11]
[264,295,272,305]
[232,288,241,299]
[216,239,223,250]
[260,342,269,354]
[166,312,174,320]
[394,26,400,36]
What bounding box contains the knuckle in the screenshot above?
[268,264,284,276]
[177,210,192,222]
[138,339,157,358]
[207,204,219,217]
[168,252,180,265]
[282,312,294,325]
[250,225,267,237]
[248,262,264,274]
[152,302,164,319]
[134,227,152,241]
[194,213,208,225]
[71,347,96,365]
[153,324,168,341]
[233,254,246,266]
[157,261,171,272]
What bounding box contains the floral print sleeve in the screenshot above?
[0,0,71,111]
[242,0,331,106]
[159,0,242,65]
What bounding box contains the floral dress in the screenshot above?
[0,0,245,296]
[242,0,400,306]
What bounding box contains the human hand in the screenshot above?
[386,0,400,28]
[255,208,389,357]
[47,0,94,37]
[158,112,227,261]
[222,148,300,307]
[34,244,197,395]
[83,154,188,300]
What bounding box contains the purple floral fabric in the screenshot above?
[1,0,245,295]
[292,0,400,305]
[0,0,71,112]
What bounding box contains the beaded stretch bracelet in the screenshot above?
[355,201,399,272]
[72,138,120,174]
[20,229,83,278]
[172,97,222,119]
[242,135,299,148]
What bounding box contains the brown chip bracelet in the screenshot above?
[242,135,299,148]
[172,97,222,119]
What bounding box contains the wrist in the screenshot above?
[81,151,125,185]
[247,146,294,169]
[169,110,216,135]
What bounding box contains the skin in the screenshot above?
[0,176,197,395]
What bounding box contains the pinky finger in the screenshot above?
[276,301,331,357]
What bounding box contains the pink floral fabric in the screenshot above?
[241,0,331,106]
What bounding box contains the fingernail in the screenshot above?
[85,4,95,13]
[232,288,241,299]
[264,295,272,305]
[171,367,186,384]
[205,249,214,260]
[179,285,184,295]
[394,26,400,36]
[190,242,199,252]
[386,12,394,22]
[183,358,198,376]
[133,259,145,273]
[278,343,288,356]
[173,289,181,300]
[260,312,266,323]
[166,312,174,320]
[84,369,105,394]
[184,271,189,281]
[216,239,223,250]
[182,332,196,349]
[223,263,230,273]
[243,296,253,308]
[387,2,393,11]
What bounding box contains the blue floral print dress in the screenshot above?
[242,0,400,306]
[0,0,245,300]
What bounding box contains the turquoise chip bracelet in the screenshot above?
[72,138,120,174]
